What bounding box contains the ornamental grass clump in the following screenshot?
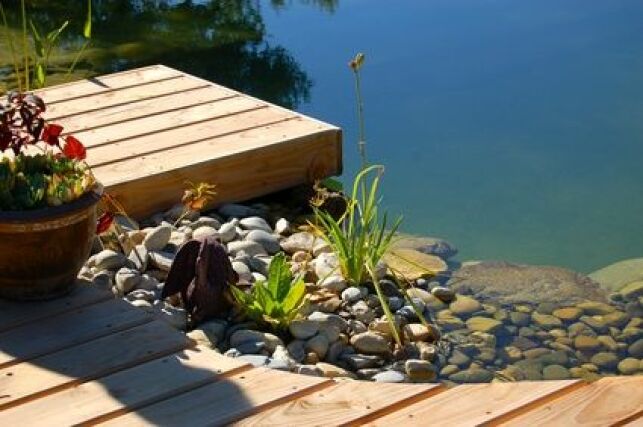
[0,92,92,210]
[231,252,307,331]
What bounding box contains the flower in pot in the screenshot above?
[0,91,101,300]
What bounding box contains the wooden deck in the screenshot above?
[0,285,641,426]
[36,65,342,219]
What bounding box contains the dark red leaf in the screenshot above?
[41,123,64,146]
[62,135,86,160]
[96,212,114,234]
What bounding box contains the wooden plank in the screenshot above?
[36,65,181,103]
[0,284,112,333]
[499,376,643,426]
[364,380,583,427]
[102,367,333,427]
[45,76,212,120]
[0,320,188,410]
[73,96,265,148]
[234,381,444,427]
[94,119,341,218]
[52,86,235,135]
[0,347,251,427]
[87,107,296,166]
[0,299,152,368]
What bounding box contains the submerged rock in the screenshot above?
[447,261,607,305]
[589,258,643,292]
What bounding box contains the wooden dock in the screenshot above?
[0,284,641,426]
[37,65,342,219]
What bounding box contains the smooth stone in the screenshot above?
[448,349,471,367]
[466,317,503,333]
[341,287,363,303]
[227,241,267,257]
[510,312,531,327]
[266,358,291,371]
[232,261,253,283]
[308,311,349,333]
[188,320,226,347]
[543,364,571,380]
[289,319,320,340]
[274,218,291,235]
[318,323,341,343]
[115,268,141,294]
[129,299,153,311]
[280,232,316,254]
[372,370,407,383]
[305,334,329,359]
[602,311,630,328]
[230,329,283,353]
[286,340,306,363]
[629,338,643,358]
[553,307,583,322]
[272,345,297,369]
[312,240,332,257]
[93,250,128,271]
[192,226,219,240]
[295,364,323,377]
[341,354,384,370]
[314,252,340,279]
[351,301,376,324]
[383,248,448,281]
[620,281,643,300]
[218,222,238,243]
[580,316,609,333]
[532,312,563,330]
[316,362,354,378]
[387,296,404,311]
[590,352,619,370]
[390,235,458,259]
[617,357,640,375]
[248,256,272,276]
[350,332,391,355]
[403,323,432,342]
[319,275,347,293]
[417,342,438,362]
[448,368,494,383]
[148,251,174,272]
[431,286,456,303]
[450,296,483,316]
[245,230,280,254]
[143,225,172,251]
[239,216,272,232]
[404,359,437,382]
[448,261,607,305]
[91,273,113,291]
[190,216,221,230]
[589,258,643,292]
[577,301,615,316]
[574,335,602,352]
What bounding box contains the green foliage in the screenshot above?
[0,154,93,210]
[231,253,306,330]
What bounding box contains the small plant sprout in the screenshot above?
[174,180,217,226]
[230,253,307,331]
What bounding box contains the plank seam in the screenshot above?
[488,380,588,426]
[343,384,447,426]
[91,114,297,168]
[48,83,214,121]
[45,75,185,106]
[0,332,189,411]
[80,363,255,426]
[0,314,154,370]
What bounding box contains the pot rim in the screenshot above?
[0,183,103,223]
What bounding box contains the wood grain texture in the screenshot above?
[234,381,443,427]
[0,347,250,427]
[365,380,583,427]
[0,320,188,410]
[499,376,643,426]
[101,367,333,427]
[0,284,112,333]
[0,299,151,368]
[35,65,181,103]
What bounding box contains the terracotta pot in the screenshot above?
[0,186,102,300]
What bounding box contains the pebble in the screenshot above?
[295,364,323,377]
[431,286,455,303]
[405,359,436,382]
[148,251,174,271]
[239,216,272,232]
[245,230,280,254]
[281,232,316,254]
[342,354,383,370]
[341,287,363,303]
[227,241,267,257]
[590,352,619,370]
[230,330,283,353]
[316,362,354,378]
[319,275,347,293]
[192,226,219,240]
[218,222,238,243]
[449,296,482,316]
[372,370,407,383]
[617,358,640,375]
[350,332,391,354]
[466,317,503,334]
[449,368,494,383]
[143,225,172,251]
[403,323,432,342]
[274,218,291,235]
[552,307,583,322]
[286,340,306,363]
[289,319,320,340]
[543,364,571,380]
[93,250,128,271]
[629,338,643,358]
[305,334,329,359]
[238,355,270,367]
[308,312,349,333]
[574,335,602,352]
[532,312,563,329]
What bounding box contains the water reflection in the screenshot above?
[0,0,336,109]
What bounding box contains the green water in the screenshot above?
[2,0,642,272]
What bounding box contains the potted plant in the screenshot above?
[0,91,100,300]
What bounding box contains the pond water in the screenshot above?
[2,0,642,273]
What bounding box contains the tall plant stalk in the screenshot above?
[0,1,21,92]
[349,53,367,169]
[20,0,28,91]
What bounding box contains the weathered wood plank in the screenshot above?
[45,76,212,120]
[234,381,443,427]
[88,107,296,166]
[0,320,188,410]
[499,376,643,426]
[94,119,341,219]
[102,367,333,427]
[0,347,250,427]
[365,380,583,427]
[36,65,181,103]
[53,86,235,135]
[73,96,264,148]
[0,284,112,333]
[0,299,151,368]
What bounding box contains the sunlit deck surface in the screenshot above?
[0,284,640,426]
[37,65,342,219]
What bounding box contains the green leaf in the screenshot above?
[83,0,92,39]
[46,20,69,43]
[253,282,274,316]
[29,20,44,57]
[281,278,306,314]
[34,63,45,88]
[321,177,343,192]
